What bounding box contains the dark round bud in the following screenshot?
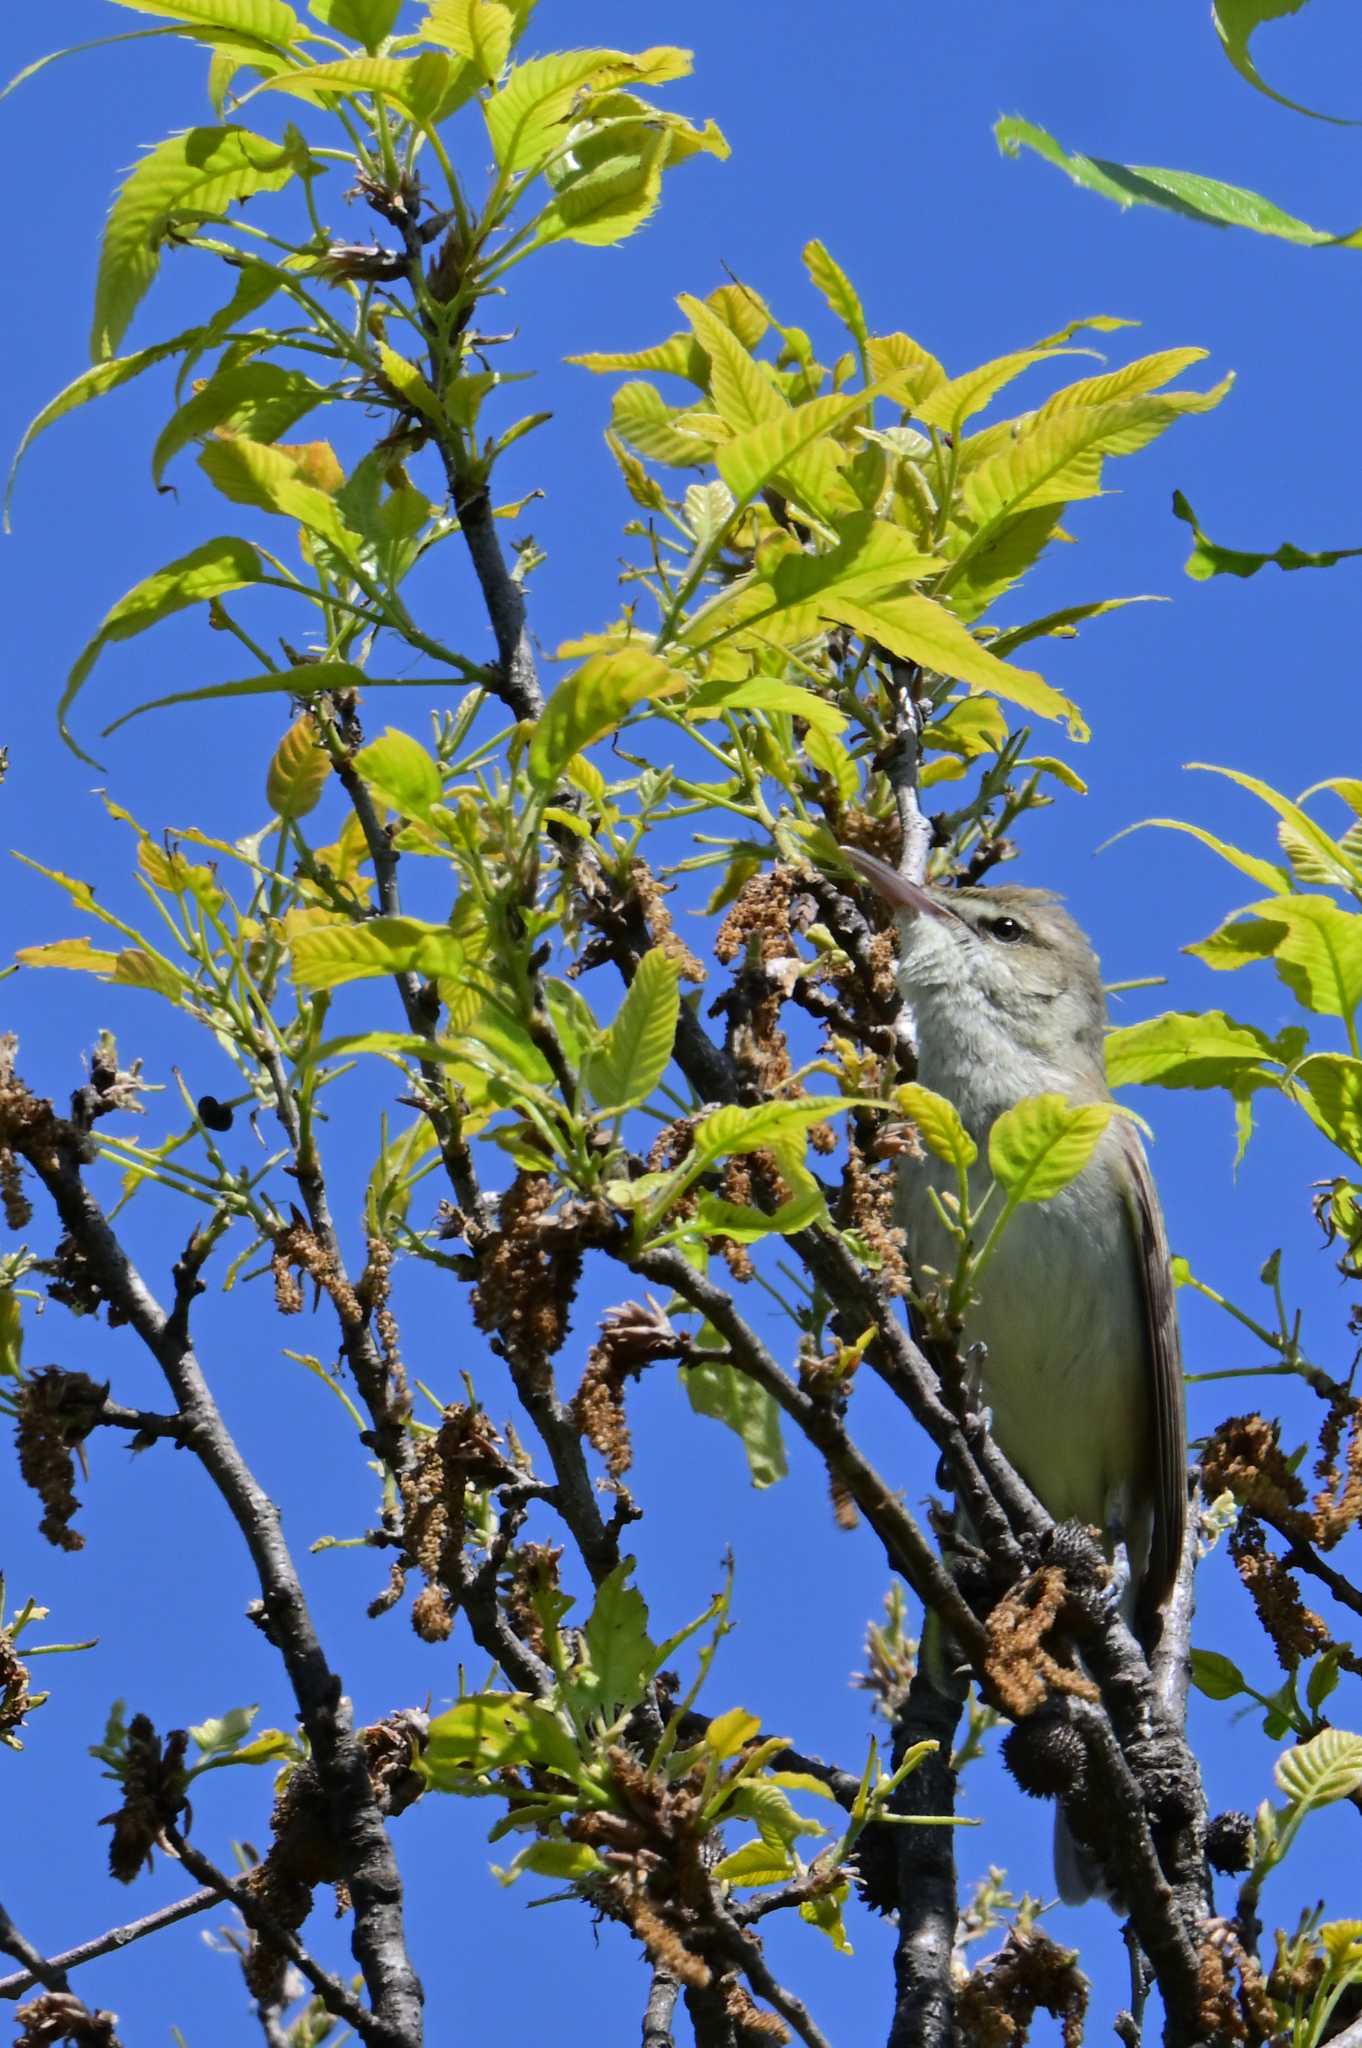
[197,1096,234,1132]
[1205,1810,1254,1875]
[1002,1717,1088,1800]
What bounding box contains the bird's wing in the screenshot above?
[1115,1116,1188,1639]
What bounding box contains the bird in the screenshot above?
[840,847,1187,1900]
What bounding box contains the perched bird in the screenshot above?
[841,849,1187,1899]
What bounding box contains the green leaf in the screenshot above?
[289,914,464,989]
[713,1837,794,1885]
[528,647,683,786]
[375,341,442,426]
[198,436,363,566]
[767,512,942,609]
[266,716,330,818]
[724,1779,826,1849]
[802,240,867,349]
[101,663,444,735]
[485,47,691,172]
[260,53,453,121]
[1295,1055,1362,1164]
[987,594,1165,660]
[188,1703,258,1754]
[801,1881,854,1953]
[152,363,325,486]
[424,1694,535,1780]
[915,346,1082,435]
[1187,764,1362,891]
[1275,1728,1362,1809]
[93,126,308,360]
[60,535,263,763]
[988,1093,1114,1204]
[692,1174,827,1243]
[894,1084,977,1171]
[1190,1648,1247,1701]
[1233,897,1362,1018]
[354,727,442,820]
[680,293,784,432]
[308,0,402,48]
[534,127,669,249]
[579,1560,654,1720]
[420,1,516,80]
[110,0,301,34]
[1212,0,1357,124]
[15,939,122,978]
[683,1359,787,1488]
[817,589,1081,737]
[500,1839,605,1884]
[691,1097,853,1170]
[1173,489,1362,582]
[705,1707,761,1759]
[995,113,1362,247]
[1106,1010,1300,1091]
[1104,812,1291,895]
[583,948,679,1112]
[7,329,203,528]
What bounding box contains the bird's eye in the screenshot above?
[983,916,1026,945]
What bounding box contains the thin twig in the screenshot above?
[0,1901,69,1995]
[166,1830,378,2042]
[0,1887,227,2002]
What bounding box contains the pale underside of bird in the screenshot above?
[841,847,1188,1903]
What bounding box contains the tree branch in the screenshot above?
[887,1663,966,2048]
[3,1081,423,2048]
[0,1888,229,2003]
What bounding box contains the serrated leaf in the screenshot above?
[110,0,300,30]
[152,362,324,486]
[60,535,263,763]
[501,1839,605,1884]
[1236,896,1362,1018]
[354,727,442,820]
[801,1881,853,1953]
[893,1084,977,1170]
[988,1093,1113,1204]
[988,594,1164,660]
[583,948,679,1112]
[535,126,669,248]
[767,512,942,609]
[802,239,867,348]
[288,914,464,989]
[1105,1010,1299,1091]
[528,647,683,785]
[819,589,1080,735]
[1295,1056,1362,1164]
[1187,763,1362,892]
[15,939,121,977]
[198,435,362,565]
[915,346,1081,435]
[308,0,402,48]
[485,47,691,171]
[610,380,717,467]
[420,0,515,79]
[724,1779,826,1848]
[260,52,453,120]
[93,126,307,359]
[692,1097,852,1169]
[996,113,1362,247]
[579,1560,654,1720]
[1105,813,1291,895]
[266,716,330,817]
[1275,1728,1362,1809]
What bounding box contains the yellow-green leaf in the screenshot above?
[713,1837,794,1886]
[420,0,514,79]
[259,52,453,121]
[198,436,362,564]
[583,947,680,1112]
[817,590,1081,736]
[1187,763,1362,892]
[988,1093,1113,1203]
[308,0,402,49]
[354,727,442,820]
[802,240,867,348]
[528,648,683,786]
[1275,1728,1362,1810]
[93,126,307,360]
[266,716,330,818]
[485,47,691,172]
[894,1083,977,1171]
[1295,1055,1362,1165]
[375,341,441,425]
[15,939,120,976]
[289,914,464,989]
[705,1706,761,1759]
[1106,1010,1298,1091]
[59,535,263,763]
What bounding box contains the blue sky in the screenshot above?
[3,3,1361,2042]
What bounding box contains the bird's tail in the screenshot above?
[1053,1809,1105,1906]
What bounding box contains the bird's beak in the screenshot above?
[839,846,962,924]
